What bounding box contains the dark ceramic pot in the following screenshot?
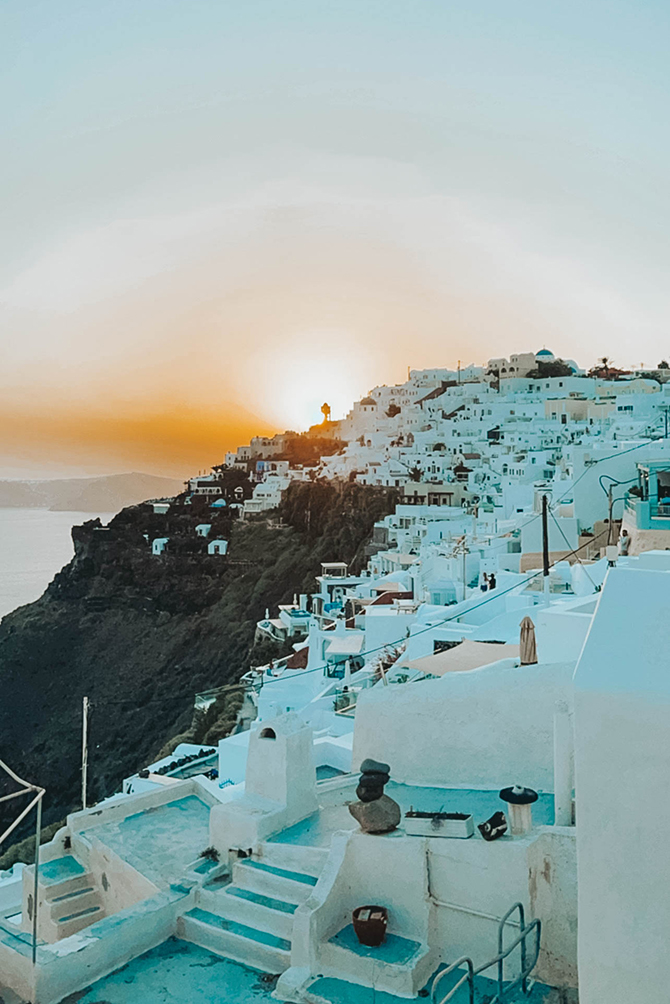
[352,905,388,947]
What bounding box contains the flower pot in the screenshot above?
[352,905,388,947]
[404,810,474,839]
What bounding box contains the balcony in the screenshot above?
[624,494,670,530]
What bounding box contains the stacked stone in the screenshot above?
[356,758,391,801]
[349,758,401,834]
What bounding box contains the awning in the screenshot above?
[372,579,404,593]
[326,635,365,656]
[404,640,519,676]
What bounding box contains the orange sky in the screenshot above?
[3,176,635,478]
[5,3,670,477]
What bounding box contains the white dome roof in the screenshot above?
[535,348,555,361]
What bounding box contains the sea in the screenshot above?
[0,508,117,620]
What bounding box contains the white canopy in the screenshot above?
[404,640,519,677]
[326,635,365,656]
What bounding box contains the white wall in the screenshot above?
[353,661,574,791]
[575,566,670,1004]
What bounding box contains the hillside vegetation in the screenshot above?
[0,482,396,840]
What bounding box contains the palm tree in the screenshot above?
[599,356,611,378]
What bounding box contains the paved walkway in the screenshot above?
[67,938,573,1004]
[69,939,278,1003]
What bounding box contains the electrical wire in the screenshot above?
[549,510,598,591]
[255,534,605,690]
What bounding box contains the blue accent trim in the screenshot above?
[237,859,317,886]
[225,886,297,914]
[186,908,291,952]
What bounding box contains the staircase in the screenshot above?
[178,843,326,974]
[36,855,106,941]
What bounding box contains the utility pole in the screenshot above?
[607,484,614,546]
[542,494,550,603]
[660,404,670,439]
[32,792,42,965]
[81,696,89,811]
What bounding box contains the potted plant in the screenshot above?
[404,809,474,839]
[352,905,388,947]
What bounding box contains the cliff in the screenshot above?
[0,482,396,836]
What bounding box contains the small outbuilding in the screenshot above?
[152,537,168,556]
[208,539,228,556]
[195,523,212,537]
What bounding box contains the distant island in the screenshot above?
[0,471,184,512]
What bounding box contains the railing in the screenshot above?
[651,502,670,518]
[431,902,541,1004]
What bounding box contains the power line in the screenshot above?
[256,536,607,690]
[549,510,598,591]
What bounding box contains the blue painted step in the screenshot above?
[186,907,291,952]
[238,859,318,886]
[51,886,94,903]
[310,972,558,1003]
[225,886,298,914]
[40,857,85,886]
[57,905,101,924]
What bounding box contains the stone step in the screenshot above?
[39,856,86,885]
[49,886,99,921]
[218,885,297,939]
[258,839,328,878]
[39,857,90,898]
[179,906,291,974]
[55,903,104,939]
[234,858,317,904]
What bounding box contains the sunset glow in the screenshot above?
[3,1,670,475]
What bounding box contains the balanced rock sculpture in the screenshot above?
[348,758,401,834]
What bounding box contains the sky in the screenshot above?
[2,0,670,477]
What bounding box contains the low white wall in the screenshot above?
[353,661,574,791]
[292,825,577,991]
[429,831,530,977]
[293,830,432,970]
[527,829,577,987]
[34,888,191,1004]
[73,831,158,916]
[0,864,24,917]
[68,778,214,837]
[0,936,35,1002]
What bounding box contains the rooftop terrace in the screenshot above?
[80,794,211,886]
[269,780,554,847]
[63,937,568,1004]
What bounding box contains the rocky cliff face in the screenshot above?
[0,482,396,835]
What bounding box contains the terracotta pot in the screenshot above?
[352,905,388,947]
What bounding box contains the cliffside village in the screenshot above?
[3,347,670,1003]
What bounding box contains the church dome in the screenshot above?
[535,348,555,362]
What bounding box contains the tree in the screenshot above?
[659,361,669,370]
[526,359,574,379]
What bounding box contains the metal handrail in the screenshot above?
[431,956,475,1004]
[431,902,542,1004]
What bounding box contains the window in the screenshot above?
[259,727,276,740]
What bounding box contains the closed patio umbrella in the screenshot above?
[519,616,537,665]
